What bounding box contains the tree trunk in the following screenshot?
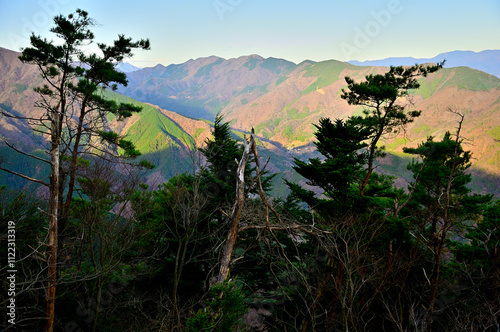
[61,99,88,237]
[46,112,62,332]
[426,241,443,332]
[91,275,104,332]
[216,135,254,285]
[360,128,383,196]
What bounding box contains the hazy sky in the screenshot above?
[1,0,499,67]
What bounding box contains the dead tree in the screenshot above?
[215,133,254,284]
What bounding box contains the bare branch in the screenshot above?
[0,166,48,186]
[0,110,46,122]
[1,139,50,164]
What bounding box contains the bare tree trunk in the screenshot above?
[216,134,254,284]
[46,111,62,332]
[171,236,189,329]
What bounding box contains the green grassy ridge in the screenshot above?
[412,123,435,138]
[126,106,193,152]
[103,91,209,175]
[301,60,357,95]
[414,67,500,99]
[103,90,195,151]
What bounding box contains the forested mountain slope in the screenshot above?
[1,46,500,195]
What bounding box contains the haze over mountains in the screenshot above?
[348,50,500,79]
[1,46,500,196]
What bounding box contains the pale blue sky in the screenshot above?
[1,0,499,66]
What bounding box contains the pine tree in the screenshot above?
[287,117,371,215]
[341,62,444,195]
[199,113,244,209]
[1,9,150,331]
[402,114,492,330]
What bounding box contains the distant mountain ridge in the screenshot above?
[1,46,500,196]
[0,47,292,193]
[348,50,500,78]
[118,54,295,119]
[0,47,212,188]
[114,49,500,195]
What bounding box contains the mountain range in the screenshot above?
[349,50,500,79]
[1,47,500,196]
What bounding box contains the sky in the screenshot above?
[1,0,499,67]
